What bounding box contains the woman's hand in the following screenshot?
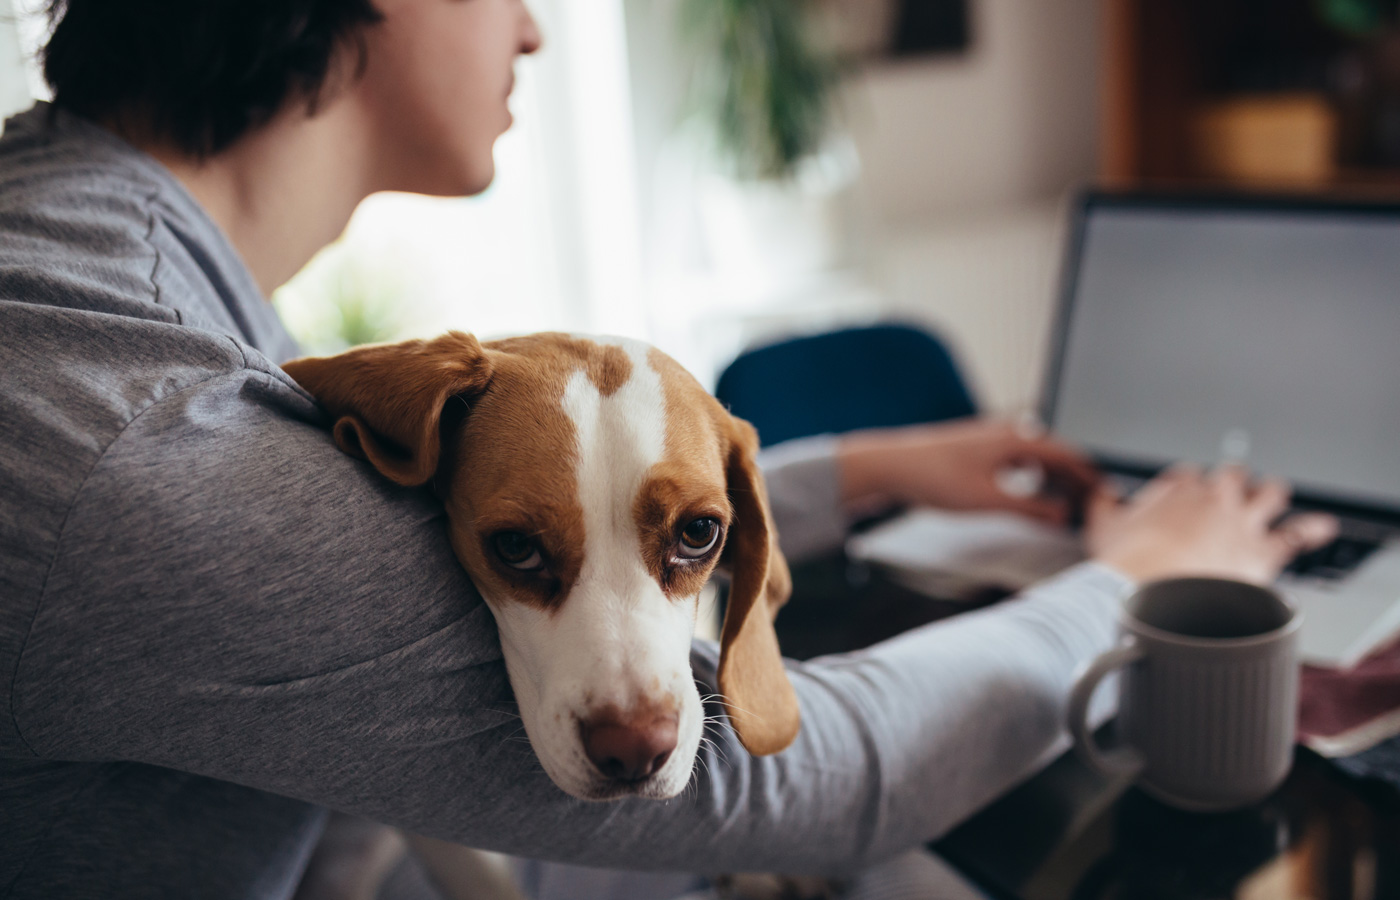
[1087,464,1338,585]
[837,418,1099,525]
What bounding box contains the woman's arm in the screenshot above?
[13,364,1124,875]
[765,418,1335,583]
[758,419,1100,564]
[16,367,1332,876]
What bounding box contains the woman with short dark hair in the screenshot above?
[43,0,385,158]
[0,2,1332,897]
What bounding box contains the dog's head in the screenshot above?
[283,331,799,799]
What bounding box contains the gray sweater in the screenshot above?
[0,103,1129,899]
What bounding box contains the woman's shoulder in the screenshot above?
[1,104,299,357]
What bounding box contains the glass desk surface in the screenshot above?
[934,742,1400,900]
[780,554,1400,900]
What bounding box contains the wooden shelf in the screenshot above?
[1099,0,1400,195]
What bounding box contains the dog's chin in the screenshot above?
[568,770,692,802]
[537,744,698,802]
[529,723,701,802]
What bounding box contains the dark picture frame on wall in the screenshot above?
[823,0,972,60]
[892,0,971,55]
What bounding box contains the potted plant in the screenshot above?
[676,0,858,288]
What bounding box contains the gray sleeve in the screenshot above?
[13,370,1130,876]
[757,434,850,564]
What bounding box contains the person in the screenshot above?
[0,1,1337,897]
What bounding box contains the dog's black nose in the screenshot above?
[581,710,679,782]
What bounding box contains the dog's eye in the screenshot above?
[677,518,721,559]
[494,532,543,570]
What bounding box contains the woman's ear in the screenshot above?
[281,331,494,487]
[717,416,800,756]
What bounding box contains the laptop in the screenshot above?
[1042,191,1400,667]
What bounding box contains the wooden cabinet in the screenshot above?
[1100,0,1400,193]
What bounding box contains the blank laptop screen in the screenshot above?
[1049,200,1400,511]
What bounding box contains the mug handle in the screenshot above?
[1068,638,1147,778]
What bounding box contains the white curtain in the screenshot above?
[1,0,48,123]
[4,0,651,349]
[277,0,649,351]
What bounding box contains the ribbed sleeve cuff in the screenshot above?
[756,434,849,564]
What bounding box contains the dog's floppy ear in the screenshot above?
[717,416,800,756]
[281,331,493,487]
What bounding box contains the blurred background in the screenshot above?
[4,0,1399,412]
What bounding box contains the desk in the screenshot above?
[936,741,1400,900]
[782,554,1400,900]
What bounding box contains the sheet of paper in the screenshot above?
[845,508,1086,599]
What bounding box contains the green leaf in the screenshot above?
[678,0,840,180]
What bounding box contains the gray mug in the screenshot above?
[1068,577,1301,812]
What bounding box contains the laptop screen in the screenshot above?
[1045,195,1400,513]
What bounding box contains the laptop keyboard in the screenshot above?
[1286,535,1382,580]
[1283,516,1397,580]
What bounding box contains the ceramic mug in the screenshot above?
[1068,577,1301,812]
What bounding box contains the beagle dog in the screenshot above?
[283,331,800,802]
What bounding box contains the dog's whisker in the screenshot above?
[699,729,732,763]
[700,713,737,757]
[694,755,716,789]
[496,720,534,751]
[713,698,763,720]
[695,733,730,770]
[699,730,734,766]
[687,753,712,799]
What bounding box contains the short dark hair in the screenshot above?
[43,0,383,156]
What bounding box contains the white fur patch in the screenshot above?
[562,340,666,549]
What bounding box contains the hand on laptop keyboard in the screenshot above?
[837,419,1098,527]
[1086,464,1339,585]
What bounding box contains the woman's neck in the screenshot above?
[132,96,377,298]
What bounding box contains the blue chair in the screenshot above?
[713,323,981,660]
[714,323,977,447]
